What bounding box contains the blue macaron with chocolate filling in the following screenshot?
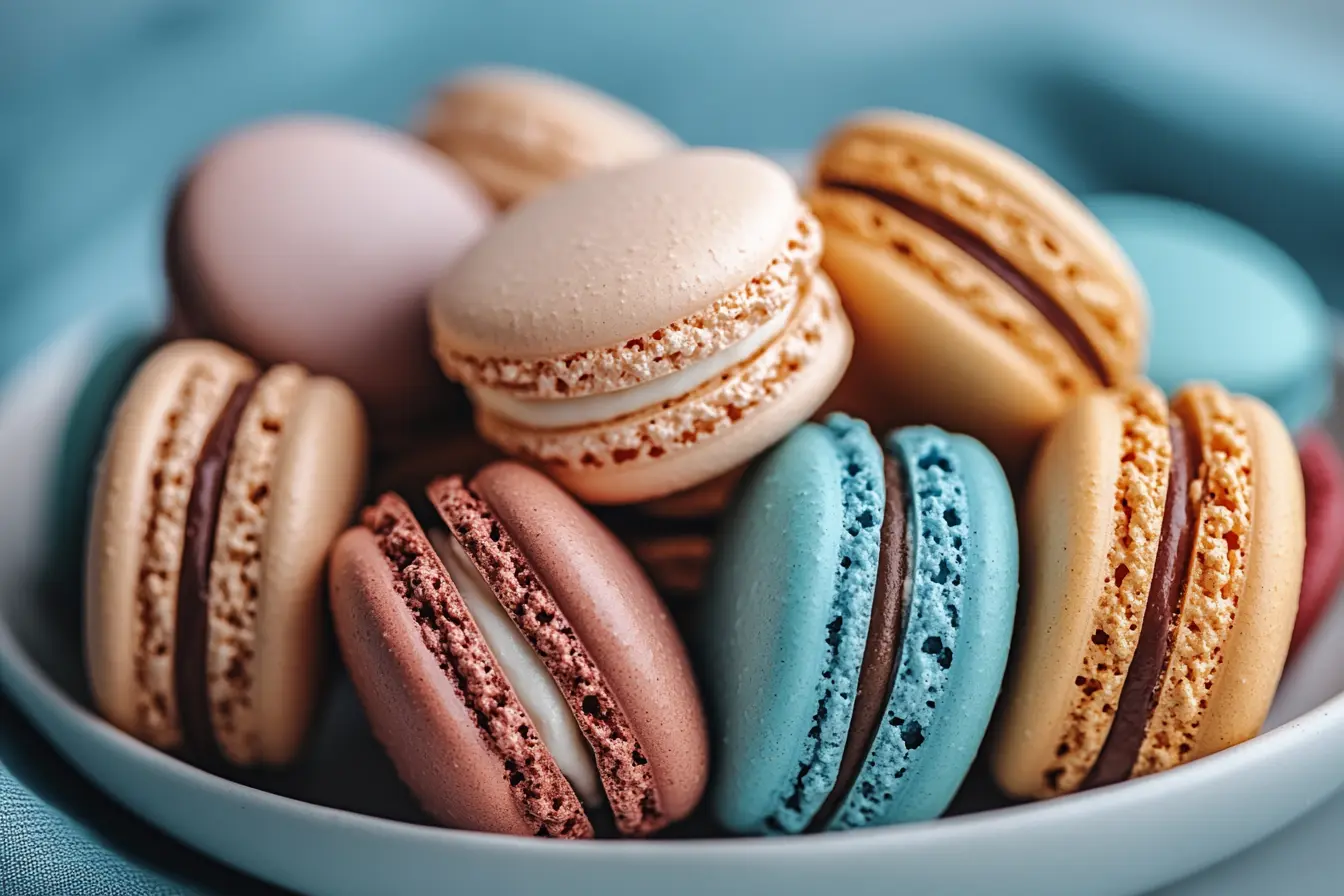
[702,414,1018,834]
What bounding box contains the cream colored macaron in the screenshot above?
[422,66,680,208]
[431,147,853,505]
[810,110,1148,474]
[992,380,1303,798]
[85,340,367,767]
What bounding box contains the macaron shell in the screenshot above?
[172,115,491,411]
[821,229,1066,475]
[705,417,885,834]
[328,526,536,836]
[1294,427,1344,652]
[1086,194,1332,432]
[430,148,800,360]
[85,340,257,745]
[465,462,708,823]
[423,66,680,207]
[834,427,1016,828]
[1189,396,1302,761]
[520,279,853,505]
[990,391,1123,797]
[249,374,367,764]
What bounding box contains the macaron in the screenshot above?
[329,461,708,837]
[167,115,492,421]
[422,66,680,208]
[431,148,853,505]
[1085,194,1332,432]
[704,415,1018,833]
[809,111,1148,473]
[1294,426,1344,653]
[992,381,1304,798]
[85,340,368,767]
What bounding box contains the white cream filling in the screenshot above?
[429,530,603,806]
[470,306,793,430]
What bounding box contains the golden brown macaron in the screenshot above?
[992,380,1303,798]
[84,340,367,767]
[809,110,1148,474]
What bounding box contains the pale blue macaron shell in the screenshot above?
[704,415,885,835]
[1086,193,1332,431]
[827,426,1018,830]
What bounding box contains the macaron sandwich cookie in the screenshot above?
[329,462,708,837]
[432,148,853,505]
[809,111,1147,472]
[85,340,368,766]
[993,380,1304,798]
[705,415,1017,833]
[422,66,680,208]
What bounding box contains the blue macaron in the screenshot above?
[703,414,1017,834]
[1086,193,1332,432]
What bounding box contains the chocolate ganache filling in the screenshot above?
[807,456,910,832]
[174,377,258,763]
[1083,415,1200,789]
[821,178,1111,386]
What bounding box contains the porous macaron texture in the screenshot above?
[830,427,1017,829]
[474,272,844,475]
[423,66,680,208]
[85,340,256,750]
[1042,382,1171,795]
[204,364,304,765]
[429,471,667,836]
[430,148,807,386]
[360,493,592,838]
[1134,385,1253,777]
[811,111,1146,385]
[704,415,884,834]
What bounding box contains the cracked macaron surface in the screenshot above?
[430,147,853,505]
[704,415,1016,834]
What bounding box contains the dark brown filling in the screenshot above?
[821,178,1111,386]
[1083,415,1200,788]
[174,377,257,764]
[807,456,910,832]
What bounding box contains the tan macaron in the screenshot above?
[430,148,853,505]
[422,66,680,208]
[810,111,1147,473]
[85,340,367,767]
[992,380,1303,798]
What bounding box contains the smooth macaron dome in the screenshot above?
[1086,194,1332,432]
[85,340,368,767]
[431,148,853,505]
[704,415,1016,834]
[167,115,492,416]
[809,111,1147,471]
[329,461,707,837]
[422,66,681,208]
[993,380,1304,799]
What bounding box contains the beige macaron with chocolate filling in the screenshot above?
[85,340,367,767]
[431,147,853,505]
[809,111,1147,473]
[992,380,1303,798]
[422,66,680,208]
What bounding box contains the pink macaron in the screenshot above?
[166,115,492,428]
[1293,426,1344,652]
[329,461,708,837]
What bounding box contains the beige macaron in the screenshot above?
[992,380,1303,798]
[430,147,852,505]
[421,66,680,208]
[810,110,1148,474]
[85,340,367,767]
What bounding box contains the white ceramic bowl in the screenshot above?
[4,227,1344,896]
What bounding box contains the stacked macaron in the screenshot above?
[75,63,1335,844]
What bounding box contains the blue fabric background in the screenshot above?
[2,2,1342,893]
